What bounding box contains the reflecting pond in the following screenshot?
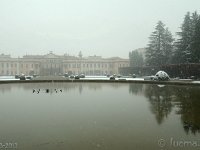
[0,82,200,150]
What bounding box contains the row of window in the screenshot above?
[1,70,17,75]
[42,63,128,69]
[0,63,39,69]
[119,64,128,67]
[0,70,37,75]
[0,63,129,69]
[0,63,17,68]
[45,59,60,63]
[43,64,60,68]
[64,63,128,68]
[64,63,105,68]
[65,70,113,75]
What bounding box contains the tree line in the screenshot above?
[129,11,200,67]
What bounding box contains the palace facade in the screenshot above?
[0,52,129,76]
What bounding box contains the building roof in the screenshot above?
[0,53,11,58]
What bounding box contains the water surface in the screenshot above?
[0,82,200,150]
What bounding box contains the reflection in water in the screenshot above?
[0,82,128,94]
[144,85,173,124]
[143,84,200,134]
[0,84,11,94]
[0,82,200,149]
[174,87,200,135]
[1,83,200,135]
[129,83,144,95]
[79,84,83,94]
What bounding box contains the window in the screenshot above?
[35,64,38,69]
[73,64,76,68]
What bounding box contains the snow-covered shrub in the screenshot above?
[154,71,170,81]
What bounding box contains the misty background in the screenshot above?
[0,0,199,58]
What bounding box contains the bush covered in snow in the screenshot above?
[154,71,170,81]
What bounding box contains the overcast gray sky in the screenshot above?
[0,0,199,58]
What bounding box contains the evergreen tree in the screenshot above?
[129,50,144,67]
[173,11,200,63]
[163,28,174,63]
[145,21,174,66]
[190,12,200,62]
[173,12,193,63]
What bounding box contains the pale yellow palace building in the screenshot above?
[0,52,129,76]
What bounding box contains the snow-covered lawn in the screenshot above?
[192,81,200,84]
[0,76,19,80]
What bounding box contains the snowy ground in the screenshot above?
[0,76,19,81]
[82,76,144,81]
[0,76,144,81]
[1,76,199,83]
[192,81,200,84]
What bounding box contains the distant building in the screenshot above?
[0,52,129,76]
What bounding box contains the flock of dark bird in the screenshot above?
[32,89,63,94]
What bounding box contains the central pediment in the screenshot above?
[44,52,60,59]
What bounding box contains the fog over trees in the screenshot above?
[129,11,200,67]
[173,11,200,64]
[145,21,174,66]
[129,50,144,67]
